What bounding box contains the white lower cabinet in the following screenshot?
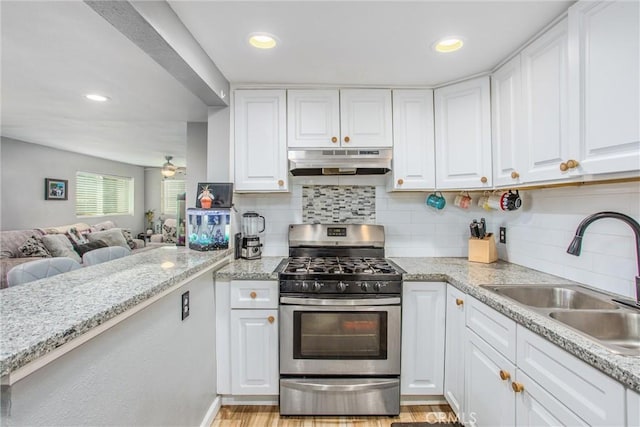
[401,282,446,395]
[465,328,516,427]
[443,284,466,419]
[628,389,640,427]
[216,280,279,396]
[230,309,279,395]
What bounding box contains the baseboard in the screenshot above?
[400,395,447,405]
[220,395,279,405]
[200,395,222,427]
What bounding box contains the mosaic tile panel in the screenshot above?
[302,185,375,224]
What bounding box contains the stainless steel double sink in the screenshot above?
[481,284,640,356]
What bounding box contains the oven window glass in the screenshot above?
[293,311,387,359]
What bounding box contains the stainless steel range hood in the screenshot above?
[288,148,392,176]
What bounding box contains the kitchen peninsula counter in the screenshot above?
[0,246,232,380]
[217,256,640,392]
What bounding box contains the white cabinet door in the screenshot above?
[230,309,279,395]
[234,90,288,192]
[287,90,340,148]
[390,90,436,190]
[568,0,640,175]
[435,76,492,189]
[492,56,524,187]
[401,282,446,395]
[520,18,573,183]
[629,389,640,427]
[465,329,515,427]
[340,89,393,147]
[443,285,466,420]
[515,369,588,427]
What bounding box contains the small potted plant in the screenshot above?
[145,209,155,235]
[198,185,213,209]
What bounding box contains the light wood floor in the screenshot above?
[211,404,456,426]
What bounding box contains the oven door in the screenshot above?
[279,296,401,376]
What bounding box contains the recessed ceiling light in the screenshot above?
[433,37,464,53]
[248,33,278,49]
[85,93,110,102]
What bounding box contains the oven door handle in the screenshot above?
[281,379,399,392]
[279,296,400,306]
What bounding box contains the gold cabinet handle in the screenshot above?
[344,136,350,143]
[331,136,338,143]
[566,159,579,169]
[511,382,525,393]
[455,298,464,306]
[511,171,520,179]
[267,315,275,324]
[480,176,488,184]
[250,291,257,299]
[559,162,568,172]
[499,370,511,381]
[277,179,284,186]
[397,178,404,185]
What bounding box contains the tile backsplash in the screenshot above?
[302,185,375,224]
[233,176,639,299]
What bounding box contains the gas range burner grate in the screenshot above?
[283,257,401,275]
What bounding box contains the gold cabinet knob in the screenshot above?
[511,382,525,393]
[267,315,275,324]
[566,159,579,169]
[331,136,338,143]
[511,171,520,179]
[250,291,257,299]
[559,162,568,172]
[480,176,488,184]
[455,298,464,306]
[397,178,404,185]
[344,136,350,143]
[499,370,511,381]
[277,179,284,186]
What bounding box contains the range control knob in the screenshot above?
[360,282,369,292]
[337,281,348,292]
[312,281,322,291]
[301,282,309,291]
[373,282,383,292]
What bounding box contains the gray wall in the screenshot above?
[2,270,217,427]
[207,106,230,182]
[0,138,145,232]
[186,122,208,209]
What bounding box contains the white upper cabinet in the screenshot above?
[234,90,288,192]
[435,76,492,190]
[568,0,640,175]
[340,89,393,147]
[520,18,573,183]
[492,55,524,187]
[390,90,436,190]
[287,90,340,148]
[287,89,392,148]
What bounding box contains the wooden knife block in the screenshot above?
[468,234,498,263]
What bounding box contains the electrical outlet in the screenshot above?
[499,227,507,244]
[181,291,190,320]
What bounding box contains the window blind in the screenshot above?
[76,171,133,216]
[162,180,186,215]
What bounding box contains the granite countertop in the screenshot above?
[217,256,640,392]
[0,246,232,378]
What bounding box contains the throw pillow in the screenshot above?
[41,234,82,263]
[73,239,108,257]
[66,227,89,246]
[18,235,52,258]
[86,228,129,249]
[120,229,137,250]
[162,223,177,244]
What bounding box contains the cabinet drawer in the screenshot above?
[230,280,278,309]
[517,326,625,426]
[466,297,516,362]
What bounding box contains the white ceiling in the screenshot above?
[171,0,574,86]
[1,1,574,167]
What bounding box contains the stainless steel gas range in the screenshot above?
[277,224,404,416]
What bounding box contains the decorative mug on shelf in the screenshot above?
[426,191,446,210]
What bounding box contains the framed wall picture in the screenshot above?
[45,178,68,200]
[196,182,233,209]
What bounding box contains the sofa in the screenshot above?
[0,221,149,289]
